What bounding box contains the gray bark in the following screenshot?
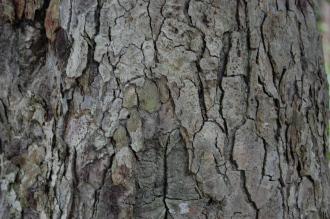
[0,0,330,218]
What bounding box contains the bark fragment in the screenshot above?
[0,0,329,218]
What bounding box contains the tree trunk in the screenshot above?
[0,0,330,218]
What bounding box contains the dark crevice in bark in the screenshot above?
[184,0,193,26]
[44,119,57,217]
[197,80,208,120]
[228,123,242,170]
[68,147,78,219]
[241,171,259,219]
[163,138,169,218]
[242,2,261,217]
[236,0,242,30]
[0,0,329,218]
[146,0,160,66]
[260,130,268,181]
[54,28,72,71]
[91,154,114,218]
[67,0,73,32]
[183,0,208,121]
[95,0,102,37]
[257,76,274,99]
[0,98,8,124]
[36,0,51,23]
[218,31,231,136]
[273,94,288,216]
[195,50,208,120]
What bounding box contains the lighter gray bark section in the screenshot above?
[0,0,329,218]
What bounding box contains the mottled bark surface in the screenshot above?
[0,0,330,218]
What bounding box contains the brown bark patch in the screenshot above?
[44,0,59,41]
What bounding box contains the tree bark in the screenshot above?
[0,0,330,218]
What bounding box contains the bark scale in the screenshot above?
[0,0,329,218]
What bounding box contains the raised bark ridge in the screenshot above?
[0,0,329,218]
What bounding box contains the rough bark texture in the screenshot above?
[0,0,330,218]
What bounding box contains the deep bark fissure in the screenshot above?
[0,0,329,218]
[163,138,169,218]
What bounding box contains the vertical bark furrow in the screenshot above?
[0,0,329,218]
